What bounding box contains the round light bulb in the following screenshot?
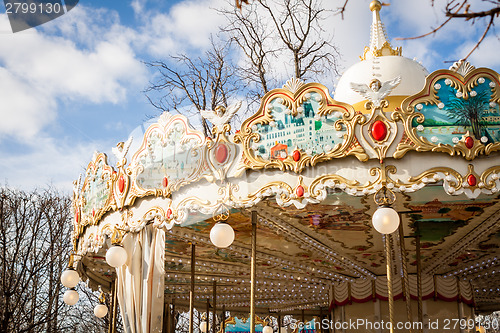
[94,304,108,318]
[61,269,80,288]
[106,245,128,267]
[210,222,235,248]
[372,206,400,234]
[200,321,210,333]
[63,289,79,306]
[263,325,273,333]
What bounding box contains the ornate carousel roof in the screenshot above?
[71,0,500,316]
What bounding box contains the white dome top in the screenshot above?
[335,56,429,105]
[334,1,429,105]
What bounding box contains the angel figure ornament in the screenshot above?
[112,136,133,162]
[200,101,242,132]
[350,77,401,108]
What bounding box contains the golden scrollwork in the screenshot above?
[234,82,368,174]
[125,113,207,206]
[393,68,500,160]
[77,152,115,231]
[361,98,399,163]
[360,42,402,61]
[205,123,239,183]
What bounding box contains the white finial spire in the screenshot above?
[360,1,402,60]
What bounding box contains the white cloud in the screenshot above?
[465,35,500,69]
[0,135,107,192]
[135,0,227,57]
[131,0,145,15]
[0,8,147,140]
[0,68,56,138]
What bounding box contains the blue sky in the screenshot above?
[0,0,499,191]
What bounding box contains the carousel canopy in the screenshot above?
[70,0,500,319]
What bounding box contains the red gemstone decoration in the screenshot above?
[215,144,229,164]
[293,150,301,162]
[118,175,125,193]
[92,209,95,217]
[371,120,388,141]
[465,136,474,149]
[167,208,172,219]
[75,211,79,223]
[162,176,168,188]
[296,185,304,198]
[467,174,477,187]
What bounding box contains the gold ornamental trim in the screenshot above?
[77,152,115,232]
[360,42,402,61]
[393,68,500,160]
[235,82,368,173]
[126,113,207,206]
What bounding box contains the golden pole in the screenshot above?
[189,243,196,333]
[111,278,118,333]
[171,300,175,333]
[212,280,217,333]
[416,223,423,332]
[108,279,115,333]
[250,210,257,333]
[222,305,226,333]
[385,234,394,333]
[319,307,323,333]
[398,219,413,332]
[206,298,210,331]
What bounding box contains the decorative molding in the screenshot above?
[234,82,368,174]
[393,68,500,160]
[126,113,207,205]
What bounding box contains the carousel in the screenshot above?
[61,1,500,332]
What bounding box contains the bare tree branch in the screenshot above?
[144,39,238,137]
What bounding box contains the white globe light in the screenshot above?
[263,325,274,333]
[372,206,400,234]
[60,269,80,288]
[210,222,235,248]
[63,289,79,306]
[94,304,108,318]
[106,245,128,267]
[200,321,210,333]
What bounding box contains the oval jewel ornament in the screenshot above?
[467,174,477,187]
[371,120,388,141]
[465,136,474,149]
[118,175,125,193]
[215,144,229,164]
[296,185,304,198]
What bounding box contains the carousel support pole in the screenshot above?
[301,309,305,330]
[189,243,196,333]
[111,277,118,333]
[108,279,116,333]
[162,302,170,333]
[212,280,217,333]
[398,218,413,332]
[385,235,395,333]
[171,300,176,333]
[277,313,281,333]
[250,210,257,333]
[222,304,226,333]
[206,298,210,331]
[319,307,323,333]
[330,284,335,333]
[416,223,423,332]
